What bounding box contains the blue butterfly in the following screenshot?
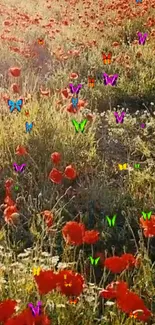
[8,99,23,113]
[25,122,33,133]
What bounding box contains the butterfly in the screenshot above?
[8,99,23,113]
[26,122,33,132]
[102,52,112,64]
[69,83,82,94]
[118,163,127,170]
[114,111,125,123]
[88,77,95,87]
[106,215,117,227]
[72,119,87,133]
[137,32,148,45]
[13,163,26,172]
[89,256,100,265]
[141,211,152,220]
[134,163,140,169]
[38,39,44,45]
[71,97,78,108]
[102,73,118,86]
[64,283,72,287]
[28,302,42,316]
[69,299,78,305]
[136,0,142,2]
[33,267,41,276]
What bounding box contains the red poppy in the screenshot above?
[117,290,152,322]
[104,256,127,273]
[61,88,71,99]
[0,299,17,323]
[10,83,20,93]
[64,165,76,180]
[62,221,85,245]
[15,145,28,156]
[5,178,14,190]
[41,210,53,228]
[48,168,63,184]
[140,215,155,237]
[56,270,84,297]
[34,270,58,295]
[9,67,21,77]
[4,205,18,224]
[50,152,61,164]
[100,281,128,300]
[83,230,99,244]
[5,307,50,325]
[121,253,139,268]
[69,72,79,79]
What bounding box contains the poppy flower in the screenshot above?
[62,221,85,245]
[121,253,139,268]
[56,270,84,297]
[4,205,18,224]
[5,178,14,190]
[64,165,76,180]
[100,281,128,300]
[34,270,58,295]
[104,256,127,273]
[10,83,20,93]
[48,168,63,184]
[83,230,99,244]
[51,152,61,164]
[112,41,120,47]
[140,215,155,237]
[61,88,71,99]
[69,72,79,79]
[5,307,51,325]
[15,145,28,156]
[9,67,21,77]
[40,88,50,96]
[117,290,152,322]
[0,299,17,323]
[41,210,53,228]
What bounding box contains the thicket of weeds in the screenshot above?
[0,0,155,324]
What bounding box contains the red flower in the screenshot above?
[34,270,57,295]
[117,290,152,322]
[56,270,84,296]
[100,281,128,300]
[5,308,51,325]
[41,210,53,228]
[62,221,85,245]
[121,253,139,268]
[48,168,63,184]
[10,83,20,93]
[104,256,127,273]
[140,215,155,237]
[83,230,99,244]
[69,72,79,79]
[64,165,76,180]
[51,152,61,164]
[9,67,21,77]
[4,205,18,224]
[0,299,17,323]
[15,145,28,156]
[5,178,14,190]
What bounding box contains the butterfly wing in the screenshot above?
[106,216,112,226]
[118,164,123,170]
[95,257,100,265]
[16,99,23,112]
[69,84,74,93]
[89,256,94,265]
[123,164,127,169]
[79,119,87,133]
[147,211,152,220]
[8,100,14,112]
[112,214,117,226]
[142,211,147,220]
[72,119,79,132]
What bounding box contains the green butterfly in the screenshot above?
[89,256,100,265]
[141,211,152,220]
[72,119,87,133]
[106,215,117,227]
[134,164,140,169]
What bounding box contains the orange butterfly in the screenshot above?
[102,52,112,64]
[38,39,44,45]
[69,298,78,305]
[88,76,95,88]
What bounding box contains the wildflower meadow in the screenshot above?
[0,0,155,324]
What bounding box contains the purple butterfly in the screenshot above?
[114,112,125,123]
[102,73,118,86]
[137,32,148,45]
[69,83,82,94]
[13,163,26,172]
[28,301,41,316]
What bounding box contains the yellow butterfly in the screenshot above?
[33,267,41,276]
[118,163,127,170]
[65,282,72,287]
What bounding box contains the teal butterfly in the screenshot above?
[141,211,152,220]
[72,119,87,133]
[106,215,117,227]
[89,256,100,265]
